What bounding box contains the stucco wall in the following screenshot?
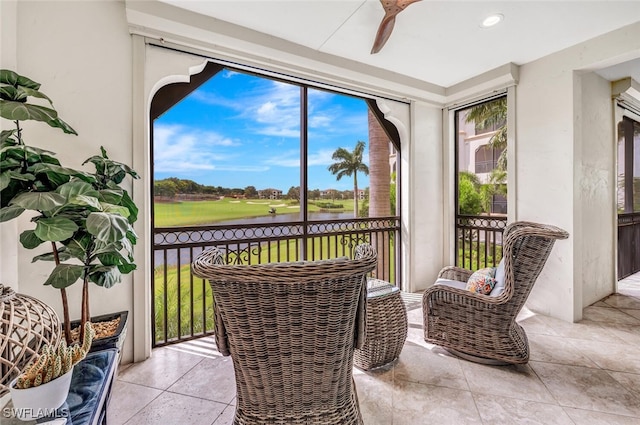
[517,22,640,321]
[576,72,616,307]
[5,0,135,362]
[409,102,444,292]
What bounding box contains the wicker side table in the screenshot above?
[354,278,408,370]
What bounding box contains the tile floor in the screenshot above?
[109,277,640,425]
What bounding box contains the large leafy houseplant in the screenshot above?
[0,69,138,344]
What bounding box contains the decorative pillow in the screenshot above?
[465,267,497,295]
[490,258,506,296]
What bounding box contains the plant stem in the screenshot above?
[80,278,89,343]
[51,241,72,344]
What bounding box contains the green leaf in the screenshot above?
[19,230,44,249]
[72,195,102,210]
[0,100,57,122]
[5,170,35,182]
[44,264,84,289]
[10,191,66,211]
[34,217,78,241]
[1,130,16,145]
[86,212,129,243]
[121,190,138,223]
[0,172,9,190]
[89,265,121,288]
[0,100,77,135]
[63,235,90,260]
[30,163,85,177]
[48,117,77,135]
[98,189,122,204]
[32,249,73,263]
[57,180,99,199]
[101,203,129,217]
[0,205,25,222]
[0,86,21,101]
[17,86,53,106]
[118,262,137,274]
[0,69,41,89]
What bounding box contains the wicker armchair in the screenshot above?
[192,244,377,425]
[423,221,569,365]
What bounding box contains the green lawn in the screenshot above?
[154,198,354,227]
[154,264,213,344]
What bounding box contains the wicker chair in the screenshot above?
[192,244,377,425]
[423,221,569,365]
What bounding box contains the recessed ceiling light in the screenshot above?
[481,14,503,28]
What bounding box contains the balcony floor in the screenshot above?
[109,278,640,425]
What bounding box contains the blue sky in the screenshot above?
[154,69,370,192]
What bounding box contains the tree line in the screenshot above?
[154,177,357,201]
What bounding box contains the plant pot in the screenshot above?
[69,311,128,355]
[9,367,73,421]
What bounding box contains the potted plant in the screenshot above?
[9,323,94,421]
[0,69,138,349]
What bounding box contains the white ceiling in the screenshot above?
[159,0,640,88]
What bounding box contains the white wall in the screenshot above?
[408,102,444,292]
[3,0,136,362]
[517,22,640,321]
[575,72,616,307]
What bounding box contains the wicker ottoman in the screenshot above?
[354,279,408,370]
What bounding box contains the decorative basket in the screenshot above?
[0,284,62,397]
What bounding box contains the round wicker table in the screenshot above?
[354,278,408,370]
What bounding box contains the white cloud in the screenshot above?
[154,124,245,173]
[264,148,336,167]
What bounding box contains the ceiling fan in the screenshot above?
[371,0,422,54]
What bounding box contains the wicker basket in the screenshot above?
[0,284,62,396]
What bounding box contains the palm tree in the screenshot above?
[367,109,392,279]
[368,109,391,218]
[328,141,369,218]
[466,97,507,210]
[466,97,507,170]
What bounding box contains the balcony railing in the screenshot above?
[456,214,507,270]
[152,216,400,347]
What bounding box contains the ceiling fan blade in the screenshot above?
[371,15,397,54]
[371,0,423,54]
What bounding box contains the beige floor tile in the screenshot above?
[393,343,469,390]
[107,380,162,425]
[528,334,598,367]
[118,346,203,390]
[353,368,394,425]
[108,286,640,425]
[472,393,573,425]
[461,361,556,404]
[608,370,640,396]
[518,314,560,336]
[568,339,640,374]
[167,356,236,404]
[617,286,640,298]
[622,308,640,320]
[530,361,640,417]
[124,391,227,425]
[596,323,640,348]
[602,294,640,310]
[582,306,640,325]
[391,380,482,425]
[535,315,626,344]
[563,407,640,424]
[212,405,235,424]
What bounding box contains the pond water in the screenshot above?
[154,211,355,266]
[210,211,354,226]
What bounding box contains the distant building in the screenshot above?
[320,189,338,199]
[258,188,283,199]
